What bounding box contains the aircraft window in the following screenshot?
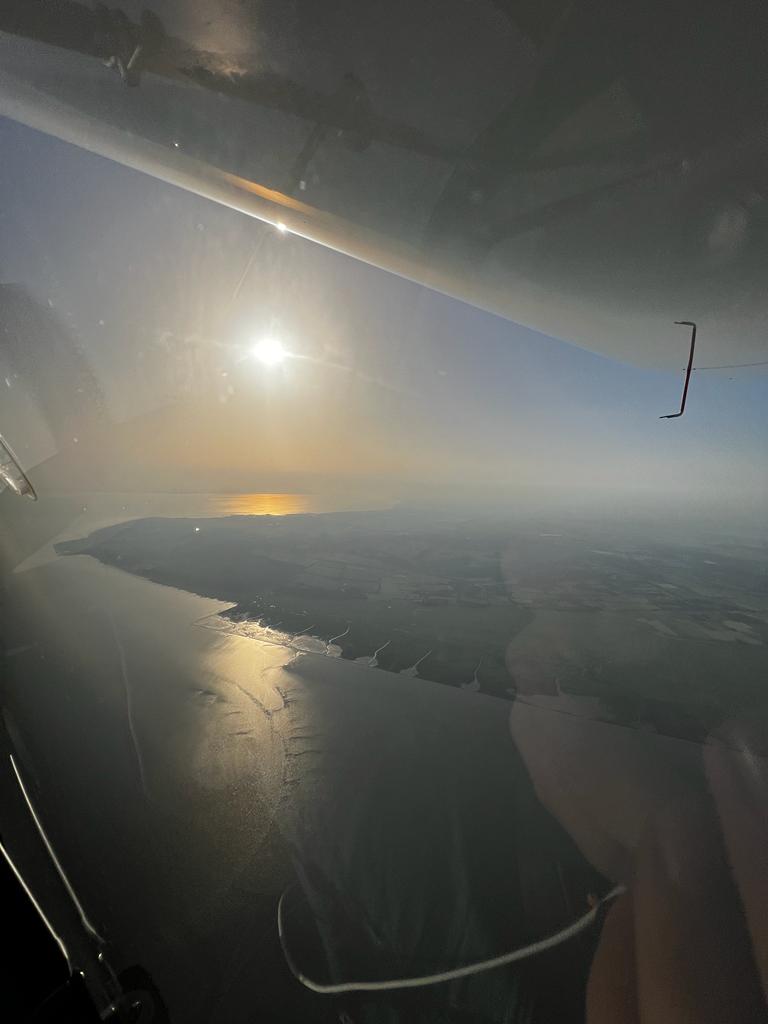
[0,5,767,1022]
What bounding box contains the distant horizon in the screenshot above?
[1,116,766,543]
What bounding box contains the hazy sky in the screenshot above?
[1,116,766,523]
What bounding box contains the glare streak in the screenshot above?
[109,615,148,800]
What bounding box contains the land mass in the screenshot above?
[57,505,768,738]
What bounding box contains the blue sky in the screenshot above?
[1,116,766,522]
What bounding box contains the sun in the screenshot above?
[251,337,289,366]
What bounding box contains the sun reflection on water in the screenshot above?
[207,493,313,516]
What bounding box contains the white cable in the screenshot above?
[278,883,626,994]
[10,754,104,942]
[0,834,72,971]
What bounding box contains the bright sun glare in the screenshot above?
[251,337,289,366]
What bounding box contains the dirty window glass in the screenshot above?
[1,4,767,1022]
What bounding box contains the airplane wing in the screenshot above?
[2,0,768,367]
